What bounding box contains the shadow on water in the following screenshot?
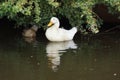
[0,19,120,80]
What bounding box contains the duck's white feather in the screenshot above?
[45,17,77,41]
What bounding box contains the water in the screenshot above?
[0,28,120,80]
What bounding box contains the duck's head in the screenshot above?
[31,25,38,31]
[47,17,60,27]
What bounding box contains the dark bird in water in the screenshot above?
[22,25,38,38]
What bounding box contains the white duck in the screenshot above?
[45,17,77,41]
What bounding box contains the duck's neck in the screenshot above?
[52,21,60,29]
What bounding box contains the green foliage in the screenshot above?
[0,0,120,33]
[0,0,40,26]
[103,0,120,14]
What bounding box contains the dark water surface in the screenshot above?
[0,27,120,80]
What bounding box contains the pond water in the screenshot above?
[0,27,120,80]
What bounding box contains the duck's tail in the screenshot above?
[71,27,77,34]
[67,27,77,40]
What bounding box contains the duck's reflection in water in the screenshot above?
[23,37,39,48]
[46,40,77,72]
[23,37,36,43]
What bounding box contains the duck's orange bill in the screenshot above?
[47,21,53,27]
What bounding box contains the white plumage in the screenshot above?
[45,17,77,41]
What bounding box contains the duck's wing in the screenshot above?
[59,27,77,34]
[58,27,77,40]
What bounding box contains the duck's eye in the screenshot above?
[53,18,55,21]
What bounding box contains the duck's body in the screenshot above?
[46,27,77,41]
[45,17,77,41]
[23,25,38,38]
